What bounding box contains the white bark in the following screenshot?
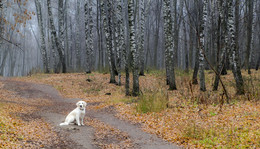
[47,0,66,73]
[85,0,94,73]
[129,0,140,96]
[227,0,244,94]
[101,0,116,83]
[76,0,81,70]
[35,0,49,73]
[115,0,125,85]
[163,0,177,90]
[198,0,207,91]
[139,0,145,76]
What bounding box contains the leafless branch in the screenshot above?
[0,36,23,51]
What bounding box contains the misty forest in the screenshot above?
[0,0,259,148]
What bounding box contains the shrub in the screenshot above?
[136,89,168,113]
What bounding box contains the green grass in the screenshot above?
[183,120,260,148]
[136,89,168,113]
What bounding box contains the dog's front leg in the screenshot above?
[76,114,81,126]
[81,115,85,126]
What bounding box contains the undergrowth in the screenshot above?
[136,89,168,113]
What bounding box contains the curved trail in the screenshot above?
[1,79,180,149]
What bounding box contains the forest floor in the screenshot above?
[0,77,178,148]
[0,69,259,148]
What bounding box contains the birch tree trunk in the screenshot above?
[227,0,244,95]
[245,0,254,74]
[129,0,140,96]
[124,1,130,96]
[96,0,102,70]
[191,1,200,85]
[115,0,125,85]
[173,0,184,67]
[172,0,177,66]
[76,0,81,70]
[198,0,207,91]
[256,21,260,70]
[256,3,260,71]
[0,0,4,47]
[85,0,94,73]
[58,0,65,51]
[35,0,49,73]
[101,0,116,83]
[153,0,162,68]
[256,50,260,70]
[163,0,177,90]
[139,0,145,76]
[213,0,225,91]
[183,20,188,72]
[58,0,65,72]
[47,0,66,73]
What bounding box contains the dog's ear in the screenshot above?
[83,101,87,107]
[76,101,80,107]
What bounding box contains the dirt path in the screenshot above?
[1,79,180,149]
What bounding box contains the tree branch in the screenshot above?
[0,36,23,51]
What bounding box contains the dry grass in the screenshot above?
[12,69,260,148]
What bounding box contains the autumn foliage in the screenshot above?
[0,82,67,148]
[4,69,260,148]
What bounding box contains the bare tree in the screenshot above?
[213,0,226,91]
[101,0,117,83]
[129,0,140,96]
[163,0,177,90]
[198,0,207,91]
[35,0,49,73]
[85,0,94,73]
[115,0,125,85]
[245,0,254,74]
[227,0,244,95]
[139,0,145,76]
[76,0,81,70]
[173,0,184,67]
[0,0,4,46]
[47,0,66,73]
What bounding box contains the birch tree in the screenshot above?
[101,0,116,83]
[198,0,207,91]
[58,0,65,72]
[163,0,177,90]
[227,0,244,95]
[213,0,226,91]
[245,0,254,74]
[35,0,49,73]
[0,0,3,46]
[129,0,140,96]
[76,0,81,70]
[85,0,94,73]
[115,0,125,85]
[58,0,65,54]
[139,0,145,76]
[47,0,66,73]
[190,0,200,85]
[173,0,184,67]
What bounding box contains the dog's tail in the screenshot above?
[60,122,69,126]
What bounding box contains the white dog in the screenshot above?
[60,101,87,126]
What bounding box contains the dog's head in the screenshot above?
[76,101,87,110]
